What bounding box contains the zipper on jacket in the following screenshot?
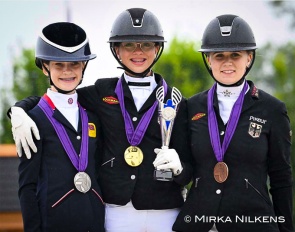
[101,157,115,167]
[244,179,271,205]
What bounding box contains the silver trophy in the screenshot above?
[154,86,182,181]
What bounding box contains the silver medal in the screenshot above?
[74,172,91,193]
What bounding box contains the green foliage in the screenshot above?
[12,48,48,99]
[154,37,213,98]
[0,48,48,143]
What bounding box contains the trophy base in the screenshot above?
[154,169,173,181]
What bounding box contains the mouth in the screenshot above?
[59,77,76,82]
[221,70,235,74]
[131,58,146,65]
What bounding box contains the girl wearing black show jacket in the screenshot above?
[16,23,104,232]
[173,15,294,232]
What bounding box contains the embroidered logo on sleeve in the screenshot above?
[88,123,96,138]
[102,96,119,104]
[192,113,206,121]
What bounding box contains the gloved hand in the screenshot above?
[153,147,183,175]
[11,106,40,159]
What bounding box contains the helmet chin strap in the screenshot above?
[110,43,164,77]
[42,61,88,94]
[201,51,256,87]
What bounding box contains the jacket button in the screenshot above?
[77,136,81,140]
[132,117,137,121]
[220,131,224,136]
[131,175,136,180]
[216,189,221,194]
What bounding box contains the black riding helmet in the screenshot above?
[199,14,257,86]
[108,8,166,77]
[35,22,96,93]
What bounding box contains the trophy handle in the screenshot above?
[156,86,165,103]
[171,87,182,106]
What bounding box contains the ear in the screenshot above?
[247,53,253,67]
[155,45,160,54]
[115,47,120,59]
[207,55,212,66]
[42,64,49,76]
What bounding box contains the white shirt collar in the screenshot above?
[47,88,78,108]
[216,80,247,101]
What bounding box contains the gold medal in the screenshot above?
[214,162,229,183]
[124,146,144,167]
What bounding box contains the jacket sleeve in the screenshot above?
[171,98,193,186]
[77,84,100,113]
[18,112,43,232]
[268,102,294,232]
[6,96,41,118]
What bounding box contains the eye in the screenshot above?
[142,42,152,48]
[54,62,63,67]
[231,53,241,58]
[214,53,224,59]
[123,42,135,48]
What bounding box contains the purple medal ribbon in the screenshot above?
[114,77,167,146]
[207,82,248,162]
[38,95,89,172]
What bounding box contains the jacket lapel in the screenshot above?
[53,109,77,132]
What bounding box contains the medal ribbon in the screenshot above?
[114,77,167,146]
[38,94,89,171]
[208,82,248,162]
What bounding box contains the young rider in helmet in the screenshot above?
[172,15,293,232]
[9,9,192,232]
[15,22,105,232]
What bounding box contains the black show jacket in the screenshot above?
[77,73,193,210]
[18,105,105,232]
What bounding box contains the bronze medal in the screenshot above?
[213,162,229,183]
[74,172,91,193]
[124,146,144,167]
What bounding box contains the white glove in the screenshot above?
[11,106,40,159]
[153,148,183,175]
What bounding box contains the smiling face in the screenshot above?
[208,51,253,85]
[115,42,159,77]
[43,61,85,94]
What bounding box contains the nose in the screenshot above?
[133,43,143,53]
[63,64,73,73]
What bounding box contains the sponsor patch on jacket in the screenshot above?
[103,96,119,104]
[248,122,262,138]
[192,113,206,121]
[88,123,96,137]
